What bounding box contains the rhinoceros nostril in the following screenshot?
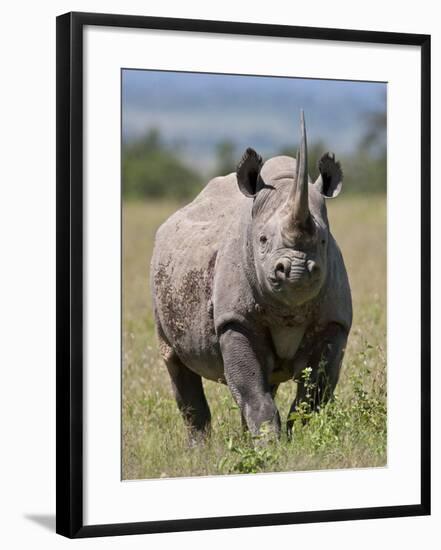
[274,259,291,280]
[307,260,320,278]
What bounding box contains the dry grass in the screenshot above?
[122,194,386,479]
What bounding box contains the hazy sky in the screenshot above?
[122,69,386,173]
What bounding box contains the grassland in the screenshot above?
[122,195,387,479]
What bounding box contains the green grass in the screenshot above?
[122,195,387,479]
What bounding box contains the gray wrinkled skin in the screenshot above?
[151,113,352,439]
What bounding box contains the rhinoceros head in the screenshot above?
[236,111,343,308]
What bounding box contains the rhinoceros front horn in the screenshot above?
[282,111,310,239]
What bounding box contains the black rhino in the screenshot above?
[151,112,352,440]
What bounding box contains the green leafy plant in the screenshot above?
[218,431,280,474]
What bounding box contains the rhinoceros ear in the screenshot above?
[236,147,263,197]
[315,152,343,198]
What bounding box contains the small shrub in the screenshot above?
[218,432,280,475]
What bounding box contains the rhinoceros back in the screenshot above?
[151,173,245,377]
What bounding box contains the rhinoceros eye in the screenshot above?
[259,235,267,244]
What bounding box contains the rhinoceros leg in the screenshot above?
[220,324,281,437]
[165,355,211,442]
[155,321,211,441]
[287,322,348,434]
[240,384,279,433]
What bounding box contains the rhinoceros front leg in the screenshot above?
[240,384,279,433]
[220,324,281,437]
[287,322,348,434]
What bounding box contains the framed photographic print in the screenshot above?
[56,11,431,538]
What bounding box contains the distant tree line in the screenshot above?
[122,129,203,200]
[122,112,386,200]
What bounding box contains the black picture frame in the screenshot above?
[56,11,431,539]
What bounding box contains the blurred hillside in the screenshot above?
[122,70,386,199]
[122,112,386,199]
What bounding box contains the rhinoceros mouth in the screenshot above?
[267,278,321,309]
[269,271,310,290]
[268,257,321,308]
